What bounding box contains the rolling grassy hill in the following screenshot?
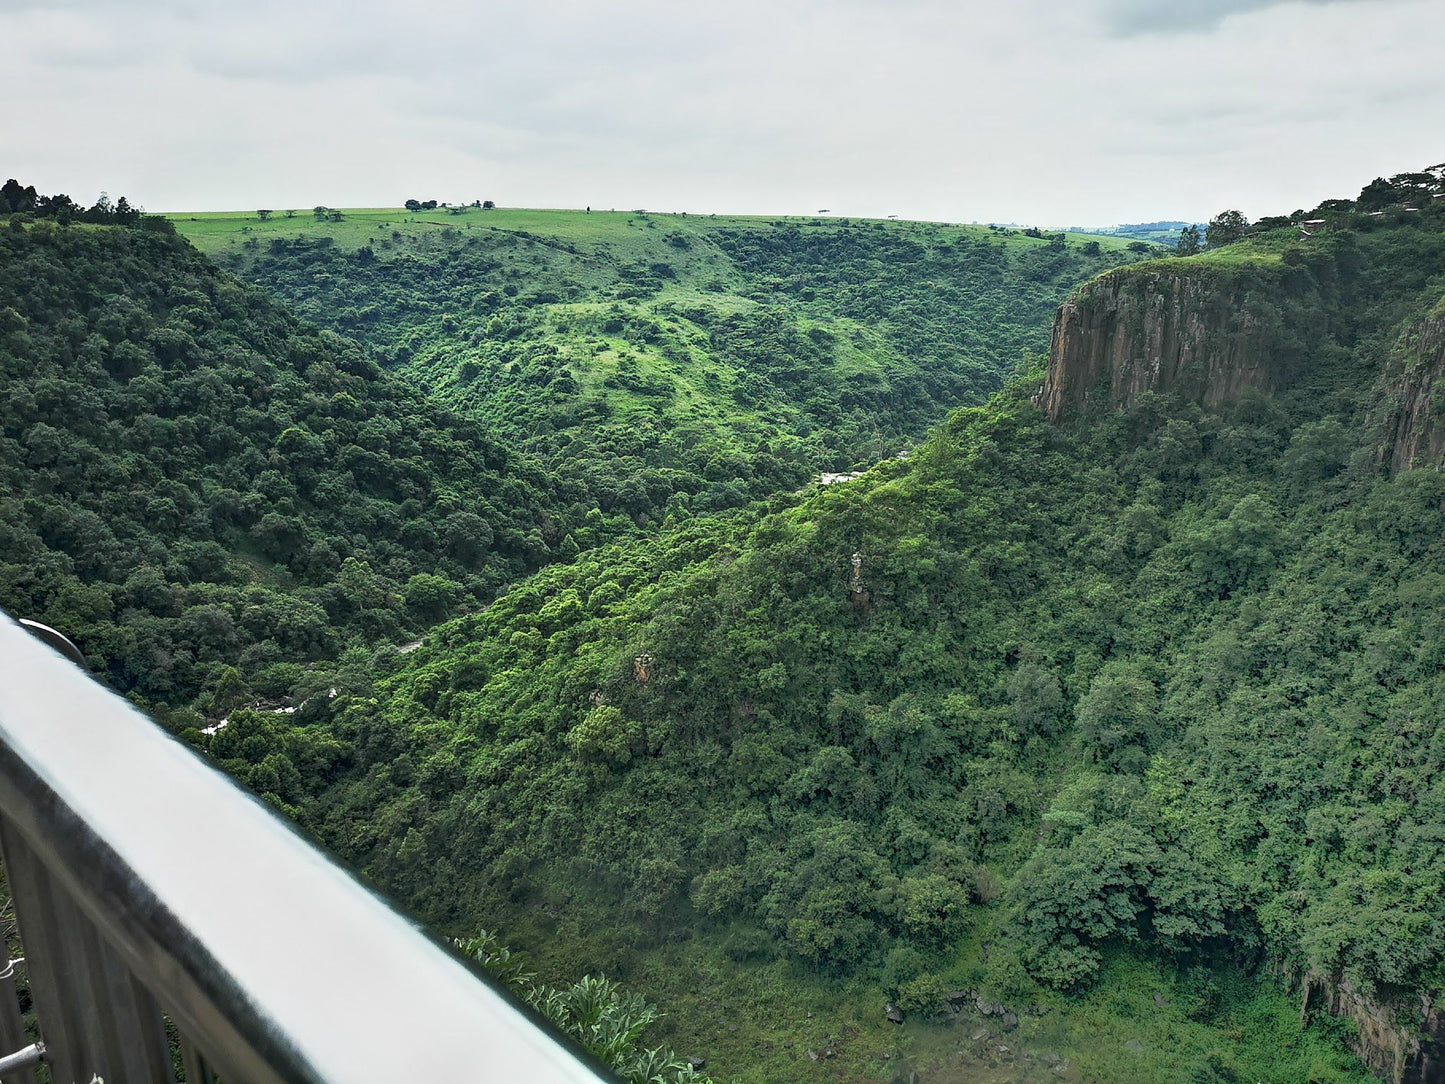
[174,207,1142,525]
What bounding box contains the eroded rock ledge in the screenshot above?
[1036,266,1295,422]
[1297,972,1444,1084]
[1380,314,1445,475]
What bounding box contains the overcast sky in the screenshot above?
[3,0,1441,225]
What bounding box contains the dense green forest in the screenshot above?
[6,169,1445,1081]
[0,215,582,715]
[266,194,1445,1079]
[0,200,1134,727]
[177,207,1136,523]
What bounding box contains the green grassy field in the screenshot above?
[171,204,1143,258]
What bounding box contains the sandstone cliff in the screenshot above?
[1036,265,1303,422]
[1298,972,1444,1084]
[1380,313,1445,475]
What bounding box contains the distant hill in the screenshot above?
[1065,220,1197,245]
[175,207,1136,524]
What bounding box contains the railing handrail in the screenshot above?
[0,611,611,1082]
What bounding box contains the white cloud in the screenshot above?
[1,0,1440,223]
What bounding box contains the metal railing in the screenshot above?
[0,611,612,1083]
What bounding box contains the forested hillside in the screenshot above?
[0,216,579,715]
[280,194,1445,1080]
[9,174,1445,1081]
[177,208,1136,521]
[0,200,1140,823]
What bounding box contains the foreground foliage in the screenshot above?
[456,930,706,1084]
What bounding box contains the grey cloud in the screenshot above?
[1101,0,1380,35]
[154,3,744,89]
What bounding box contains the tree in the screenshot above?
[404,199,421,212]
[1008,660,1064,739]
[0,179,38,213]
[482,200,495,209]
[760,821,886,969]
[1205,209,1248,248]
[566,704,642,764]
[38,193,77,220]
[1174,224,1202,256]
[444,510,493,566]
[1074,661,1158,772]
[404,572,458,621]
[1012,822,1156,988]
[1181,492,1282,596]
[208,665,253,715]
[896,872,969,949]
[1388,172,1437,203]
[1357,177,1398,212]
[257,209,273,221]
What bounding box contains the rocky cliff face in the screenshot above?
[1036,267,1296,422]
[1298,973,1445,1084]
[1380,314,1445,475]
[1039,264,1445,475]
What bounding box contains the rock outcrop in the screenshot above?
[1380,313,1445,474]
[1039,263,1445,477]
[1036,266,1298,422]
[1298,973,1445,1084]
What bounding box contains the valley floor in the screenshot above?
[508,916,1372,1083]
